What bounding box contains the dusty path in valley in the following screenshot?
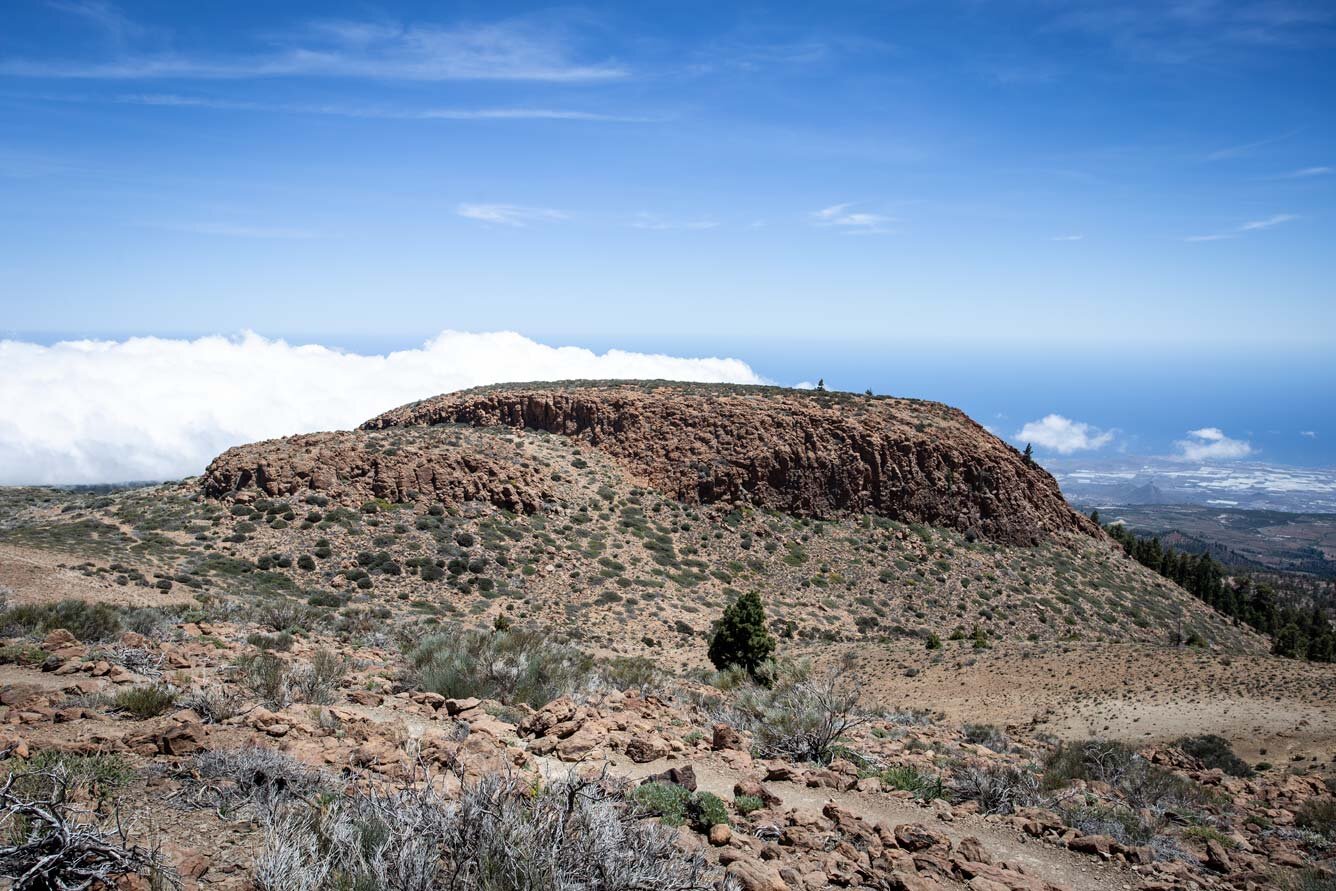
[839,641,1336,764]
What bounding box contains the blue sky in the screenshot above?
[0,1,1334,480]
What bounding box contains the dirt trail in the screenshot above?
[538,753,1137,891]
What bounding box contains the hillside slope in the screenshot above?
[5,383,1260,657]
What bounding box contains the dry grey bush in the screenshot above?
[0,766,176,890]
[727,660,869,763]
[174,748,329,820]
[179,682,248,724]
[289,648,348,706]
[107,645,165,679]
[230,648,347,709]
[953,763,1043,815]
[254,768,715,891]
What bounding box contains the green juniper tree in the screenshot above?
[708,591,776,676]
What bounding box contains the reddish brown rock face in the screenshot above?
[362,382,1098,545]
[201,429,552,514]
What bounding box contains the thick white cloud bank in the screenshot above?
[0,330,765,485]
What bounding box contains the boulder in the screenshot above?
[712,723,746,751]
[626,736,668,764]
[645,765,698,792]
[445,697,481,715]
[893,823,951,853]
[735,777,783,807]
[1067,834,1115,859]
[725,857,788,891]
[42,629,80,649]
[1204,839,1233,874]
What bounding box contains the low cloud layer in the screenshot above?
[1176,427,1253,461]
[0,331,763,485]
[1015,414,1114,454]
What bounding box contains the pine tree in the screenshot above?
[1272,623,1304,659]
[708,591,776,675]
[1022,443,1034,465]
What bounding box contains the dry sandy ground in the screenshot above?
[0,543,194,608]
[841,640,1336,764]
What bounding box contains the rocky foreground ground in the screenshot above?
[1,614,1332,891]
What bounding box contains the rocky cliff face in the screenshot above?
[361,382,1097,545]
[201,429,551,514]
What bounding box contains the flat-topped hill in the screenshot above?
[352,381,1096,546]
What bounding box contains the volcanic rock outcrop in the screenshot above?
[361,382,1097,545]
[202,430,551,514]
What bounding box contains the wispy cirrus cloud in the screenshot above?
[1050,3,1333,67]
[1186,213,1297,242]
[457,203,568,227]
[3,13,626,82]
[112,93,651,123]
[811,203,894,234]
[49,0,146,44]
[629,213,719,231]
[1239,213,1298,231]
[1050,234,1085,241]
[1283,166,1332,178]
[1205,130,1299,161]
[155,222,319,239]
[1176,427,1253,461]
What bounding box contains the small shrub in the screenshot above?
[879,765,946,802]
[953,763,1040,814]
[290,648,348,706]
[113,684,178,719]
[1044,739,1203,811]
[247,631,295,652]
[181,684,246,724]
[734,794,764,815]
[1296,798,1336,840]
[9,750,134,802]
[1174,734,1254,778]
[410,626,594,708]
[728,660,868,764]
[234,651,293,707]
[686,792,729,830]
[962,723,1010,752]
[598,656,659,693]
[1042,739,1136,790]
[253,772,709,891]
[0,643,50,666]
[1059,802,1154,846]
[633,782,691,827]
[0,757,165,887]
[1183,825,1235,848]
